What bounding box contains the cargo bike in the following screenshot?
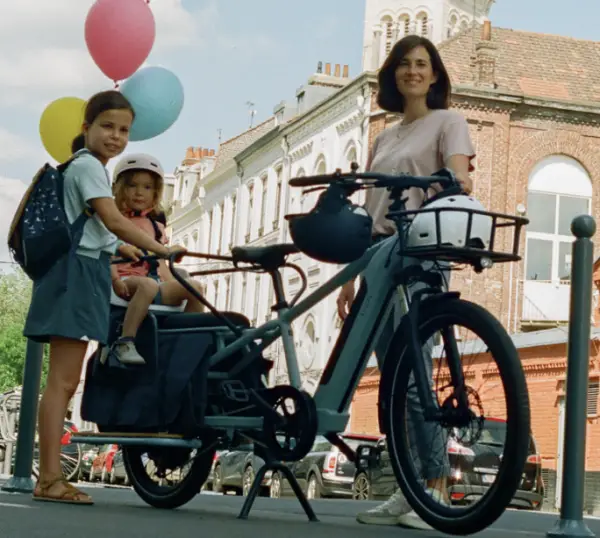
[72,164,530,535]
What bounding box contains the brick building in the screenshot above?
[350,20,600,512]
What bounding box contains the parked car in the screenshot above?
[211,444,272,496]
[78,444,100,482]
[109,450,130,486]
[354,418,544,510]
[271,433,381,500]
[89,443,118,483]
[203,450,223,491]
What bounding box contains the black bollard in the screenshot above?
[547,215,596,538]
[2,339,44,494]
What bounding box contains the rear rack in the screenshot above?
[387,206,528,267]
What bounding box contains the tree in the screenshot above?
[0,270,48,393]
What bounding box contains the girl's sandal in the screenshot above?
[33,476,94,505]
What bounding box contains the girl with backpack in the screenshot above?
[23,90,185,505]
[109,153,206,366]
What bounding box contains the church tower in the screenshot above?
[362,0,495,71]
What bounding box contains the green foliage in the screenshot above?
[0,270,48,393]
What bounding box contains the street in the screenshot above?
[1,481,598,538]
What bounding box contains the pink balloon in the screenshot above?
[85,0,156,82]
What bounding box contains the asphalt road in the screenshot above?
[0,481,598,538]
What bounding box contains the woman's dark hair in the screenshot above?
[377,35,451,113]
[71,90,135,154]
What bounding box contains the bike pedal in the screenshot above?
[221,380,250,402]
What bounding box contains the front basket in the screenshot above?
[387,206,528,266]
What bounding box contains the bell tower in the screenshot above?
[362,0,495,72]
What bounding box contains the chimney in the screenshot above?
[325,62,331,75]
[474,20,497,88]
[202,148,209,157]
[334,64,341,77]
[343,65,349,78]
[317,61,323,74]
[481,19,492,41]
[185,147,194,160]
[209,149,215,156]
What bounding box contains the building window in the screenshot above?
[219,201,225,254]
[214,278,220,309]
[417,12,428,37]
[253,275,260,322]
[448,14,458,37]
[208,209,214,253]
[224,275,231,311]
[525,156,592,283]
[588,380,599,416]
[241,273,247,313]
[381,16,394,55]
[399,15,410,37]
[247,182,254,240]
[259,175,268,236]
[230,193,237,248]
[274,167,283,226]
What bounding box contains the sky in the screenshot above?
[0,0,599,265]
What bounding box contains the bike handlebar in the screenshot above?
[288,165,458,191]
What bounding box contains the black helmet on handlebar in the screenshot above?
[285,183,373,265]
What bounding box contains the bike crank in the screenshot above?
[262,385,317,461]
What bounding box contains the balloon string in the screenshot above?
[114,81,120,90]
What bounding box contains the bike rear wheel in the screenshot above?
[123,443,216,509]
[379,297,530,535]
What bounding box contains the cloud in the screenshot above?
[0,177,27,267]
[0,129,41,163]
[0,0,197,108]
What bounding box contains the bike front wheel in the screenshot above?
[379,297,531,535]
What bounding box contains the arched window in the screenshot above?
[525,155,592,283]
[416,12,428,37]
[259,174,268,236]
[207,209,214,252]
[447,14,458,38]
[230,193,237,248]
[246,182,255,242]
[399,15,410,37]
[460,19,469,31]
[381,16,394,55]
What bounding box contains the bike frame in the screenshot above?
[192,232,439,436]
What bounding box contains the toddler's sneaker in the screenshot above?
[113,337,146,365]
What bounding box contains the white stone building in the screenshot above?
[167,0,495,394]
[168,68,375,393]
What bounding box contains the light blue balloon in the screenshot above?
[121,66,185,142]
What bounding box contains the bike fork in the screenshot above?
[405,287,466,420]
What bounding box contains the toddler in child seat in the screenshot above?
[110,153,206,365]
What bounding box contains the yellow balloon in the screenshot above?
[39,97,86,163]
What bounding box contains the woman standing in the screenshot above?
[336,35,475,529]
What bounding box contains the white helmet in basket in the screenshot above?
[407,195,493,250]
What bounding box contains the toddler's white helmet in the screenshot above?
[113,153,164,183]
[407,195,493,250]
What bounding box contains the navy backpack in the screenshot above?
[7,151,94,281]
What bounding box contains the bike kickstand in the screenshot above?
[237,461,319,522]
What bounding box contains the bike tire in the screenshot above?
[123,445,216,510]
[379,297,530,535]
